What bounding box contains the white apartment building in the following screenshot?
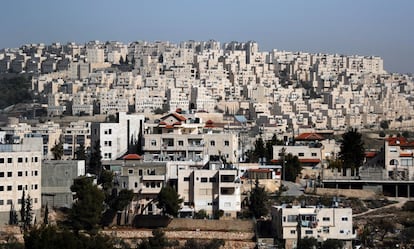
[143,112,239,164]
[178,167,241,219]
[383,137,414,181]
[72,91,95,116]
[62,120,91,159]
[271,205,355,249]
[135,88,165,113]
[98,89,129,115]
[0,137,43,226]
[91,112,145,160]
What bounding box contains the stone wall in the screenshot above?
[312,188,377,199]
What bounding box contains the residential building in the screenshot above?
[271,205,355,249]
[41,160,85,208]
[0,137,43,226]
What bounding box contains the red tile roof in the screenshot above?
[299,158,321,163]
[385,137,414,146]
[295,133,325,141]
[365,152,377,158]
[400,152,413,157]
[123,154,142,160]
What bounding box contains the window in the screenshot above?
[340,230,344,234]
[128,169,134,175]
[18,171,23,177]
[34,198,38,204]
[104,141,112,146]
[224,140,229,146]
[7,172,12,177]
[7,186,12,191]
[139,169,143,176]
[34,171,38,176]
[200,177,208,182]
[322,227,330,233]
[341,217,348,221]
[34,184,38,190]
[290,230,296,234]
[34,157,38,163]
[322,217,330,221]
[311,153,317,157]
[0,172,3,177]
[305,230,313,235]
[178,140,184,146]
[287,215,297,222]
[0,158,3,163]
[0,186,3,191]
[18,157,23,163]
[0,200,3,205]
[298,153,305,157]
[209,177,216,182]
[401,158,413,166]
[183,177,189,182]
[7,158,12,163]
[210,140,215,146]
[151,140,157,146]
[134,182,138,188]
[7,200,12,205]
[18,185,23,190]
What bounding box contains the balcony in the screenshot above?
[142,175,165,181]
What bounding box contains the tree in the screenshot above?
[297,236,317,249]
[321,239,343,249]
[339,128,365,170]
[70,177,105,233]
[194,209,208,219]
[249,178,268,218]
[157,185,183,217]
[380,120,389,129]
[0,77,32,109]
[119,56,124,65]
[44,204,49,225]
[182,238,225,249]
[75,144,87,160]
[253,137,266,163]
[24,225,116,249]
[9,203,18,225]
[20,190,25,225]
[24,194,33,231]
[137,229,178,249]
[51,141,63,160]
[88,140,102,176]
[284,153,302,182]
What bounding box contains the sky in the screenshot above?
[1,0,413,73]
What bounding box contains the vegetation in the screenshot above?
[182,238,225,249]
[70,177,105,233]
[283,153,302,182]
[24,226,117,249]
[0,77,32,109]
[88,140,102,175]
[50,140,63,160]
[339,128,365,170]
[297,237,317,249]
[249,178,269,218]
[75,143,87,160]
[157,185,183,217]
[137,229,178,249]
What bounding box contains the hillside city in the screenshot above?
[1,40,414,249]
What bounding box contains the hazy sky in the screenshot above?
[1,0,413,73]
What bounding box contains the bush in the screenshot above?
[402,201,414,212]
